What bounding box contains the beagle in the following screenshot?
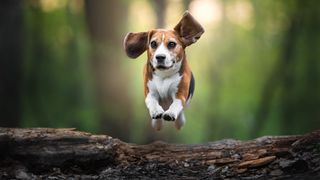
[124,11,204,130]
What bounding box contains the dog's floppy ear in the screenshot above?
[174,11,204,47]
[124,32,148,59]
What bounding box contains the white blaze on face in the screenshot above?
[151,33,174,69]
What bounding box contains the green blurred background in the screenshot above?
[1,0,319,144]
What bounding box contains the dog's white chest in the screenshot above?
[148,73,182,98]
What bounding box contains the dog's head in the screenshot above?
[124,11,204,72]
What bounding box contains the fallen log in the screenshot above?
[0,128,319,179]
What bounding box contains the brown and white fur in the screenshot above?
[124,11,204,130]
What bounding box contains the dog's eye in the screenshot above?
[150,41,157,49]
[167,42,176,49]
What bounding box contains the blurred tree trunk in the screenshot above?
[250,7,298,137]
[152,0,167,28]
[0,0,22,127]
[152,0,192,28]
[280,0,320,134]
[85,0,132,141]
[207,0,229,139]
[252,0,320,136]
[182,0,192,10]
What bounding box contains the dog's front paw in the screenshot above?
[152,113,163,119]
[150,108,164,119]
[162,111,177,121]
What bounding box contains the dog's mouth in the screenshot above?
[155,61,175,71]
[156,64,173,70]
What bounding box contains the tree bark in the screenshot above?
[0,128,319,179]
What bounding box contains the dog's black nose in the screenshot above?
[156,54,166,63]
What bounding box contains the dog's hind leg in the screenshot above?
[174,111,186,130]
[152,119,163,131]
